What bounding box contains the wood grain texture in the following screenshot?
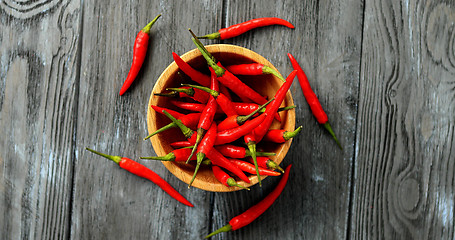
[209,0,364,239]
[351,0,455,239]
[0,0,81,239]
[71,1,222,239]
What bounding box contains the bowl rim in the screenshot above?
[147,44,295,192]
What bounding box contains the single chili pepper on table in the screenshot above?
[214,144,275,159]
[262,126,303,143]
[119,14,161,96]
[185,71,219,163]
[144,112,201,140]
[205,164,292,238]
[287,53,342,149]
[248,156,284,173]
[225,63,285,82]
[198,17,294,40]
[188,122,217,187]
[182,83,238,117]
[228,158,281,176]
[212,165,250,190]
[154,86,210,103]
[85,148,193,207]
[217,98,273,131]
[140,148,196,162]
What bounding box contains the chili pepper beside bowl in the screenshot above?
[146,44,295,192]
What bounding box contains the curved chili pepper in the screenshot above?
[154,86,210,103]
[214,144,275,159]
[206,147,250,183]
[212,165,250,190]
[198,17,294,40]
[217,98,273,131]
[144,113,201,140]
[215,113,267,145]
[172,52,210,86]
[263,126,302,143]
[85,148,194,207]
[151,105,185,119]
[119,14,161,96]
[225,63,285,82]
[248,156,284,173]
[228,158,281,176]
[140,148,196,162]
[170,141,193,148]
[205,164,292,238]
[186,71,219,163]
[287,53,342,149]
[188,122,217,187]
[162,110,197,144]
[182,83,237,117]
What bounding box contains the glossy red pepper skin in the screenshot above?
[200,17,295,40]
[225,63,285,82]
[212,165,250,190]
[217,98,273,131]
[228,158,281,176]
[215,113,267,145]
[263,126,302,143]
[205,165,292,238]
[188,122,217,187]
[141,148,196,162]
[206,147,250,183]
[170,141,192,148]
[151,105,184,119]
[120,15,161,96]
[86,148,193,207]
[155,86,210,103]
[214,144,273,159]
[172,52,210,87]
[183,83,237,117]
[248,156,284,173]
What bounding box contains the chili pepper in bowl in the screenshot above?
[170,141,193,148]
[287,53,342,149]
[144,112,201,140]
[263,126,303,143]
[172,52,210,87]
[198,17,294,40]
[212,165,250,190]
[215,144,275,159]
[205,164,292,238]
[228,158,281,176]
[217,98,273,131]
[248,156,284,173]
[140,148,196,162]
[226,63,285,82]
[182,83,237,116]
[85,148,193,207]
[119,14,161,96]
[161,110,198,144]
[154,86,209,103]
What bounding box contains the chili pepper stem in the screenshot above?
[141,14,161,34]
[205,224,232,238]
[189,29,225,77]
[247,141,261,187]
[188,152,205,188]
[154,92,179,97]
[268,160,285,173]
[197,32,221,40]
[262,65,286,82]
[186,128,206,163]
[182,83,219,97]
[162,110,193,139]
[323,122,342,150]
[140,153,174,161]
[86,148,121,164]
[237,98,274,125]
[144,122,176,140]
[283,126,303,141]
[227,178,250,191]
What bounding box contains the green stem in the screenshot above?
[86,148,122,165]
[247,141,261,187]
[205,224,232,239]
[154,91,179,98]
[186,128,206,164]
[188,152,205,188]
[162,110,193,139]
[237,98,274,125]
[266,159,284,173]
[197,32,221,40]
[246,151,276,157]
[182,83,219,97]
[141,14,161,34]
[189,29,225,77]
[323,122,342,150]
[227,178,250,190]
[140,152,175,161]
[167,87,195,96]
[144,122,177,140]
[278,105,296,112]
[262,65,286,82]
[283,126,303,141]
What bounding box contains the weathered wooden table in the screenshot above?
[1,0,454,239]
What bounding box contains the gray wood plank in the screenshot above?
[351,0,455,239]
[71,1,223,239]
[0,0,82,239]
[208,0,364,239]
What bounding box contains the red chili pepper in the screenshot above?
[263,126,303,143]
[214,113,267,145]
[198,17,294,40]
[170,141,193,148]
[119,14,161,96]
[206,147,250,183]
[186,71,219,163]
[144,113,201,140]
[205,164,292,238]
[228,158,281,176]
[214,144,275,159]
[188,122,217,187]
[154,86,210,103]
[85,148,193,207]
[140,148,196,162]
[217,98,273,131]
[161,110,198,144]
[182,83,238,117]
[248,156,284,173]
[151,105,184,119]
[212,165,250,190]
[172,52,210,86]
[287,53,342,149]
[170,100,294,115]
[225,63,285,82]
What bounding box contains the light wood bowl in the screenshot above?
[147,44,295,192]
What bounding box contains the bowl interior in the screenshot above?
[147,44,295,192]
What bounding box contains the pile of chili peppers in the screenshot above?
[86,15,342,238]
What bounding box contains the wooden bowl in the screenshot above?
[147,44,295,192]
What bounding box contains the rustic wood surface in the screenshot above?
[0,0,453,239]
